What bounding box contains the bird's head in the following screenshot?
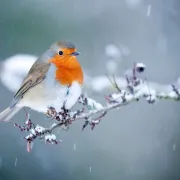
[45,41,84,86]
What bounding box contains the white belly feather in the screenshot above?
[18,64,82,113]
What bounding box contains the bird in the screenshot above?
[0,41,84,122]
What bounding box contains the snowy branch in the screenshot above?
[12,62,180,152]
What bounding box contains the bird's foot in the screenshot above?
[46,106,71,122]
[59,106,70,120]
[46,107,58,118]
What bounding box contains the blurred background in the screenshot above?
[0,0,180,179]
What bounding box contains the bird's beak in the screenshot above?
[71,52,81,56]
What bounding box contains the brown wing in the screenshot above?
[10,59,51,107]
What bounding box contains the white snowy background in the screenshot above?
[0,0,180,179]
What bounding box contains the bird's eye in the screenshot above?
[59,51,63,55]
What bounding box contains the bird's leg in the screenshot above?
[59,104,70,120]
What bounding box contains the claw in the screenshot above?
[61,105,69,114]
[45,107,57,118]
[59,105,70,120]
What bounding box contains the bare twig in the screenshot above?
[105,74,121,92]
[171,84,180,100]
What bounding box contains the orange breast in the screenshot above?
[55,66,84,86]
[49,52,84,86]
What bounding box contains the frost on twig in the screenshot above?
[12,62,180,152]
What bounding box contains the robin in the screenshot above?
[0,41,84,122]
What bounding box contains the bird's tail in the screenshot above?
[0,107,21,122]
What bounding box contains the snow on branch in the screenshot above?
[12,62,180,152]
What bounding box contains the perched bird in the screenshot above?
[0,41,84,122]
